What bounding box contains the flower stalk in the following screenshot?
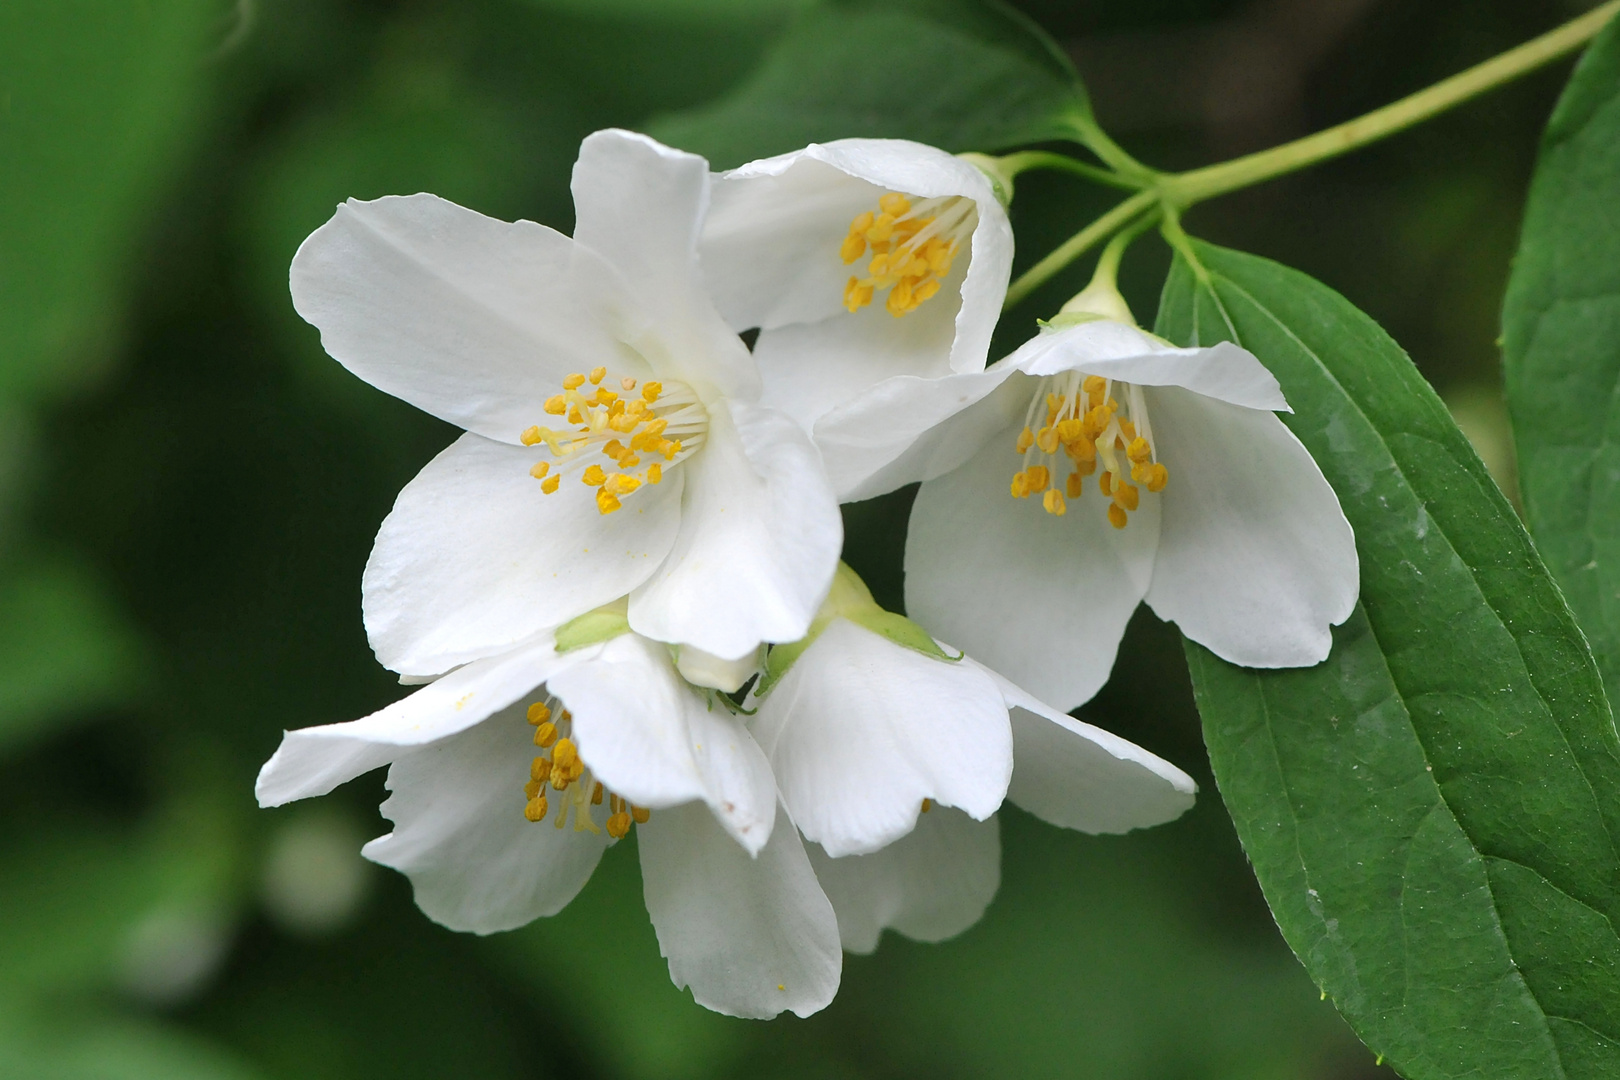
[1002,1,1619,310]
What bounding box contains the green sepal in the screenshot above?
[756,563,953,698]
[554,598,631,653]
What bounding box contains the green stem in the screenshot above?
[996,150,1144,191]
[1162,0,1618,205]
[1006,1,1618,311]
[1005,190,1157,309]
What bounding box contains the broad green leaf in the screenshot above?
[0,1009,262,1080]
[1502,16,1620,696]
[1157,241,1620,1080]
[647,0,1091,169]
[0,0,216,404]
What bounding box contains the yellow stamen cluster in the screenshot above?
[521,368,704,514]
[840,192,974,318]
[1009,373,1169,528]
[521,698,649,834]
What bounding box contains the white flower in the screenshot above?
[747,565,1197,861]
[811,318,1359,710]
[699,139,1013,437]
[255,615,845,1020]
[289,129,842,677]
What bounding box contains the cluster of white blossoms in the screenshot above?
[257,130,1358,1019]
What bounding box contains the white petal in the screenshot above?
[750,273,965,436]
[812,363,1025,502]
[363,431,684,675]
[289,193,634,444]
[550,634,776,853]
[905,422,1159,711]
[985,666,1198,833]
[1142,388,1358,667]
[750,618,1011,857]
[807,808,1000,954]
[704,139,1012,375]
[570,130,758,401]
[361,703,610,934]
[628,399,841,657]
[1014,322,1289,412]
[256,633,583,807]
[638,800,842,1019]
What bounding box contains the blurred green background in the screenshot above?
[0,0,1585,1076]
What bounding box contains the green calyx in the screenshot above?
[956,151,1014,208]
[756,563,954,698]
[554,597,631,653]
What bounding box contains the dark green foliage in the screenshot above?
[1503,16,1620,697]
[1159,240,1620,1079]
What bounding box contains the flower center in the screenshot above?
[1008,372,1169,528]
[520,367,708,515]
[521,698,648,839]
[839,192,975,318]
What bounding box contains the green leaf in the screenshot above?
[1157,240,1620,1079]
[646,0,1091,169]
[1502,15,1620,698]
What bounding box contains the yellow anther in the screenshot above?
[524,779,543,799]
[520,426,543,446]
[1083,375,1106,395]
[609,412,638,433]
[640,417,668,438]
[844,277,874,313]
[1083,406,1111,440]
[541,474,560,494]
[1108,503,1128,529]
[563,373,586,390]
[544,395,567,415]
[921,798,933,813]
[631,804,650,824]
[1043,489,1066,516]
[591,782,604,806]
[524,795,549,822]
[602,439,625,459]
[1010,472,1031,499]
[582,464,607,487]
[1025,465,1050,492]
[607,399,625,419]
[1114,481,1140,512]
[603,474,641,496]
[866,213,896,243]
[609,794,623,814]
[529,461,550,480]
[588,366,606,385]
[647,462,662,485]
[620,376,637,391]
[879,193,912,216]
[1066,472,1085,498]
[661,439,681,460]
[1145,462,1169,492]
[1036,427,1060,454]
[606,812,631,839]
[642,381,663,402]
[533,721,558,747]
[1015,427,1035,454]
[1055,418,1085,445]
[566,405,583,424]
[1099,471,1114,497]
[527,702,551,724]
[531,756,552,783]
[1120,418,1138,442]
[886,279,915,316]
[552,739,577,772]
[840,231,868,265]
[596,490,622,514]
[1127,437,1152,464]
[592,388,618,406]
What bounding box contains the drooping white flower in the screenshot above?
[289,129,841,677]
[809,317,1359,711]
[747,565,1197,864]
[699,139,1013,437]
[255,610,844,1020]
